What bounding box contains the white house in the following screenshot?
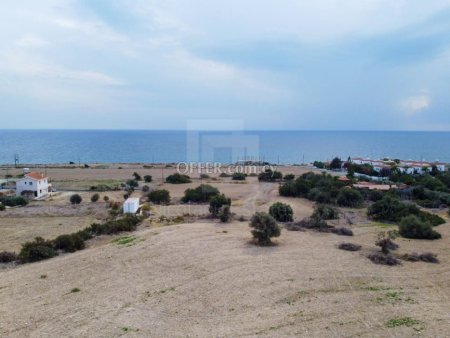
[16,172,51,199]
[123,197,140,214]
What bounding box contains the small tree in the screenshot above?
[375,231,399,254]
[103,196,109,202]
[329,157,343,170]
[144,175,152,183]
[148,189,171,205]
[209,194,231,217]
[70,194,82,204]
[166,173,192,184]
[269,202,293,222]
[91,193,100,203]
[133,172,142,181]
[219,205,231,222]
[182,184,219,203]
[337,188,363,207]
[126,179,139,188]
[249,212,281,245]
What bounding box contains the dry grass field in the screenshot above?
[1,165,449,337]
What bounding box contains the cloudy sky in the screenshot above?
[1,0,450,130]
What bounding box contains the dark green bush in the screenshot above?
[219,205,231,222]
[148,189,170,205]
[399,215,441,240]
[53,233,85,253]
[91,193,100,202]
[312,204,339,220]
[368,190,384,202]
[144,175,152,183]
[0,204,5,211]
[249,212,281,245]
[70,194,82,204]
[19,237,58,263]
[269,202,294,222]
[209,194,231,217]
[337,188,363,207]
[0,196,28,207]
[232,172,246,181]
[182,184,219,203]
[126,179,139,188]
[258,169,283,182]
[90,215,141,235]
[166,173,192,184]
[284,174,295,181]
[133,172,142,181]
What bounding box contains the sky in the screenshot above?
[1,0,450,131]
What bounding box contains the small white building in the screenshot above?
[16,172,51,199]
[123,197,140,214]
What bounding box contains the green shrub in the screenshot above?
[148,189,170,205]
[126,179,139,188]
[200,173,210,179]
[90,215,141,235]
[284,174,295,181]
[269,202,294,222]
[219,205,231,222]
[219,173,230,177]
[0,204,5,211]
[336,188,363,207]
[19,237,58,263]
[166,173,191,184]
[258,169,283,182]
[312,204,339,220]
[182,184,219,203]
[144,175,152,183]
[209,194,231,217]
[103,196,109,202]
[399,215,441,240]
[232,172,246,181]
[70,194,82,204]
[133,172,142,181]
[0,196,28,207]
[249,212,281,245]
[91,193,100,202]
[53,233,85,253]
[369,190,384,202]
[142,185,150,193]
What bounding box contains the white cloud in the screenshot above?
[16,36,50,48]
[400,95,431,115]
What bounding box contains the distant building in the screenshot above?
[123,197,140,214]
[351,157,447,175]
[16,172,51,199]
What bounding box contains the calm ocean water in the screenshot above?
[0,130,449,165]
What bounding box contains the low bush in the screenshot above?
[91,193,100,202]
[401,252,439,263]
[375,231,399,254]
[219,173,230,177]
[399,215,441,240]
[166,173,191,184]
[53,233,85,253]
[144,175,152,183]
[258,169,283,182]
[269,202,294,222]
[232,172,246,181]
[126,179,139,188]
[284,174,295,181]
[70,194,82,204]
[249,212,281,245]
[103,196,109,202]
[90,215,141,235]
[367,253,401,266]
[0,196,28,207]
[209,194,231,217]
[182,184,219,203]
[338,243,361,251]
[148,189,170,205]
[19,237,58,263]
[200,173,210,179]
[0,204,5,211]
[0,251,17,263]
[133,172,142,181]
[312,204,339,220]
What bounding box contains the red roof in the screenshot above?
[25,172,48,180]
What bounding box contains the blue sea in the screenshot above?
[0,130,449,165]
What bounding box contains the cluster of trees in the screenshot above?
[258,169,283,182]
[148,189,171,205]
[0,196,28,207]
[182,184,219,203]
[279,172,362,207]
[367,195,444,239]
[313,157,343,170]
